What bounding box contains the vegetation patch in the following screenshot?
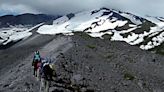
[151,43,164,55]
[124,73,135,80]
[86,44,96,49]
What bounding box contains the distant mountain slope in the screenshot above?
[37,8,164,54]
[0,13,61,28]
[0,13,61,47]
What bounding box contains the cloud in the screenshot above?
[0,0,164,17]
[0,4,39,15]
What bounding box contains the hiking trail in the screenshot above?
[0,36,73,92]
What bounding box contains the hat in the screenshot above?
[35,51,39,54]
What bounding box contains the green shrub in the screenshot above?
[86,44,96,49]
[124,73,135,80]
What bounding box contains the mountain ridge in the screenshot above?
[0,13,61,28]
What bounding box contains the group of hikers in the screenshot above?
[32,50,55,92]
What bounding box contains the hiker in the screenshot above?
[32,50,41,77]
[40,59,55,92]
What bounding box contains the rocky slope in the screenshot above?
[0,32,164,92]
[53,32,164,92]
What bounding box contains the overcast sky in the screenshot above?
[0,0,164,17]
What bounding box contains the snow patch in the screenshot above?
[2,31,32,45]
[140,32,164,50]
[0,24,41,45]
[88,32,112,38]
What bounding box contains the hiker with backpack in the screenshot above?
[32,50,41,77]
[39,58,55,92]
[32,51,56,92]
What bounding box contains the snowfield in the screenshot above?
[0,23,44,45]
[2,31,32,45]
[0,27,29,45]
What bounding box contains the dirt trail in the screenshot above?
[0,35,73,92]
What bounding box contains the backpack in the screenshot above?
[34,54,41,62]
[42,64,53,80]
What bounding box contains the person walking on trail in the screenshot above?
[40,59,55,92]
[32,50,41,77]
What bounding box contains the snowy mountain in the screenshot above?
[0,8,164,54]
[37,8,164,53]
